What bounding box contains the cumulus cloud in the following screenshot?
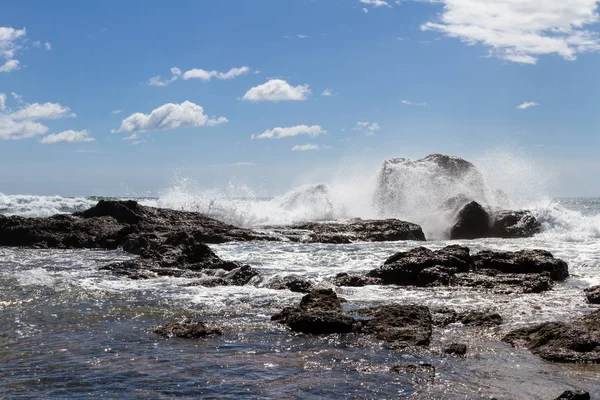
[401,99,428,106]
[0,59,19,72]
[251,124,325,139]
[1,26,49,72]
[41,129,94,144]
[291,143,330,151]
[517,101,539,109]
[354,121,380,135]
[0,97,78,141]
[421,0,600,64]
[242,79,311,102]
[112,101,228,134]
[360,0,391,7]
[148,66,249,86]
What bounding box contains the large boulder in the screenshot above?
[584,285,600,304]
[450,201,492,239]
[358,304,433,348]
[489,210,541,238]
[503,309,600,363]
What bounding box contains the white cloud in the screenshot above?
[242,79,310,102]
[0,59,19,72]
[112,101,228,134]
[0,93,6,111]
[291,143,330,151]
[10,102,75,120]
[148,66,249,86]
[112,109,123,114]
[297,34,308,39]
[122,133,139,140]
[41,129,94,144]
[421,0,600,64]
[0,98,78,141]
[44,42,51,51]
[252,124,325,140]
[401,99,428,106]
[321,89,334,96]
[354,121,380,135]
[363,8,369,13]
[517,101,539,109]
[360,0,391,7]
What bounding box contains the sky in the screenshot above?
[1,0,599,197]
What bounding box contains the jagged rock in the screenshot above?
[503,309,600,363]
[458,311,503,327]
[330,273,382,287]
[585,285,600,304]
[358,304,433,348]
[444,343,467,355]
[264,218,426,243]
[154,319,222,338]
[554,390,591,400]
[473,249,569,281]
[450,201,492,240]
[266,275,313,293]
[490,210,541,238]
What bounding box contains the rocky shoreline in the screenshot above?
[1,198,599,397]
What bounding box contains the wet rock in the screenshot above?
[473,249,569,281]
[154,319,222,338]
[444,343,467,355]
[503,309,600,363]
[490,210,541,238]
[359,304,433,348]
[266,275,313,293]
[223,265,260,286]
[450,201,492,240]
[264,218,426,243]
[330,273,382,287]
[431,307,458,327]
[554,390,591,400]
[367,245,471,286]
[458,311,503,327]
[584,285,600,304]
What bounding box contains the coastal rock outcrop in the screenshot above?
[272,289,433,348]
[502,309,600,363]
[262,218,426,243]
[358,245,568,293]
[585,285,600,304]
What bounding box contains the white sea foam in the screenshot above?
[0,192,96,217]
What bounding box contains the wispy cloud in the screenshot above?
[147,66,250,86]
[354,121,380,136]
[291,143,330,151]
[401,99,428,106]
[252,125,325,139]
[517,101,539,110]
[360,0,391,7]
[242,79,310,102]
[421,0,600,64]
[112,101,227,134]
[41,129,94,144]
[321,89,334,96]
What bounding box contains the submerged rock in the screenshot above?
[584,285,600,304]
[366,245,568,293]
[458,311,503,327]
[502,309,600,363]
[390,363,435,383]
[154,319,222,338]
[264,218,426,243]
[330,273,382,287]
[444,343,468,356]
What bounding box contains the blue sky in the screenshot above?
[1,0,599,197]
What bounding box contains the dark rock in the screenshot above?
[458,311,503,327]
[444,343,467,355]
[154,319,222,338]
[431,307,458,327]
[490,210,541,238]
[450,201,492,240]
[359,304,432,348]
[286,312,355,334]
[264,218,426,243]
[367,245,471,286]
[223,265,259,286]
[330,273,382,287]
[503,309,600,363]
[554,390,591,400]
[473,249,569,281]
[267,275,313,293]
[585,285,600,304]
[299,289,344,313]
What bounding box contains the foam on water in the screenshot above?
[0,192,96,217]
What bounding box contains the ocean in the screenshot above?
[1,171,600,398]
